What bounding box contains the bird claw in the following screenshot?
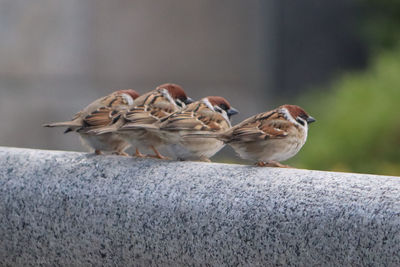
[199,156,211,162]
[113,151,129,156]
[149,145,170,160]
[146,154,171,160]
[134,148,146,158]
[256,161,292,168]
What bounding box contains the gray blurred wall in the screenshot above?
[0,0,365,157]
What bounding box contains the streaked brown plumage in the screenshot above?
[89,83,193,159]
[186,104,315,167]
[149,96,239,161]
[43,89,140,155]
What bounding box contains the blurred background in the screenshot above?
[0,0,399,175]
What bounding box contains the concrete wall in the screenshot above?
[1,147,399,266]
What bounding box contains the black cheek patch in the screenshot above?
[296,118,305,126]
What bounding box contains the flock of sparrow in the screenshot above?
[44,83,315,167]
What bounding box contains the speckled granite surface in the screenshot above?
[0,147,399,266]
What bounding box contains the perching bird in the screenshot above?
[43,89,139,155]
[139,96,238,162]
[88,83,193,159]
[185,104,315,167]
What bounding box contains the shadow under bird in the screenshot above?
[43,89,140,155]
[185,104,315,167]
[88,83,193,159]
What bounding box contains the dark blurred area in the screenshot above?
[0,0,398,175]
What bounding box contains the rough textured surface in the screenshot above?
[0,147,399,266]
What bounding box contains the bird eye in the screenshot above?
[296,118,305,126]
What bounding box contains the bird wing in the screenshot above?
[119,90,179,129]
[229,110,289,142]
[160,101,230,132]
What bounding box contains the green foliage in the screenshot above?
[290,46,400,176]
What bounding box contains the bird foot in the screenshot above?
[134,149,146,158]
[148,146,170,160]
[199,156,211,163]
[113,151,129,156]
[146,154,171,160]
[255,161,292,168]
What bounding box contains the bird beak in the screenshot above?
[227,107,239,117]
[306,116,316,124]
[184,97,194,105]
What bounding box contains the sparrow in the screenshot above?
[187,104,315,167]
[143,96,238,162]
[43,89,140,155]
[89,83,193,159]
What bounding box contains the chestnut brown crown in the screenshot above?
[208,96,231,110]
[118,89,140,100]
[282,104,315,124]
[207,96,239,118]
[156,83,187,100]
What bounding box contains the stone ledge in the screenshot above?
[0,147,399,266]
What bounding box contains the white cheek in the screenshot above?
[161,88,176,106]
[122,93,134,106]
[221,110,231,127]
[201,98,214,110]
[298,123,308,144]
[281,108,297,124]
[281,108,308,142]
[303,124,308,140]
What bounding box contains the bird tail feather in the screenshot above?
[42,121,81,128]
